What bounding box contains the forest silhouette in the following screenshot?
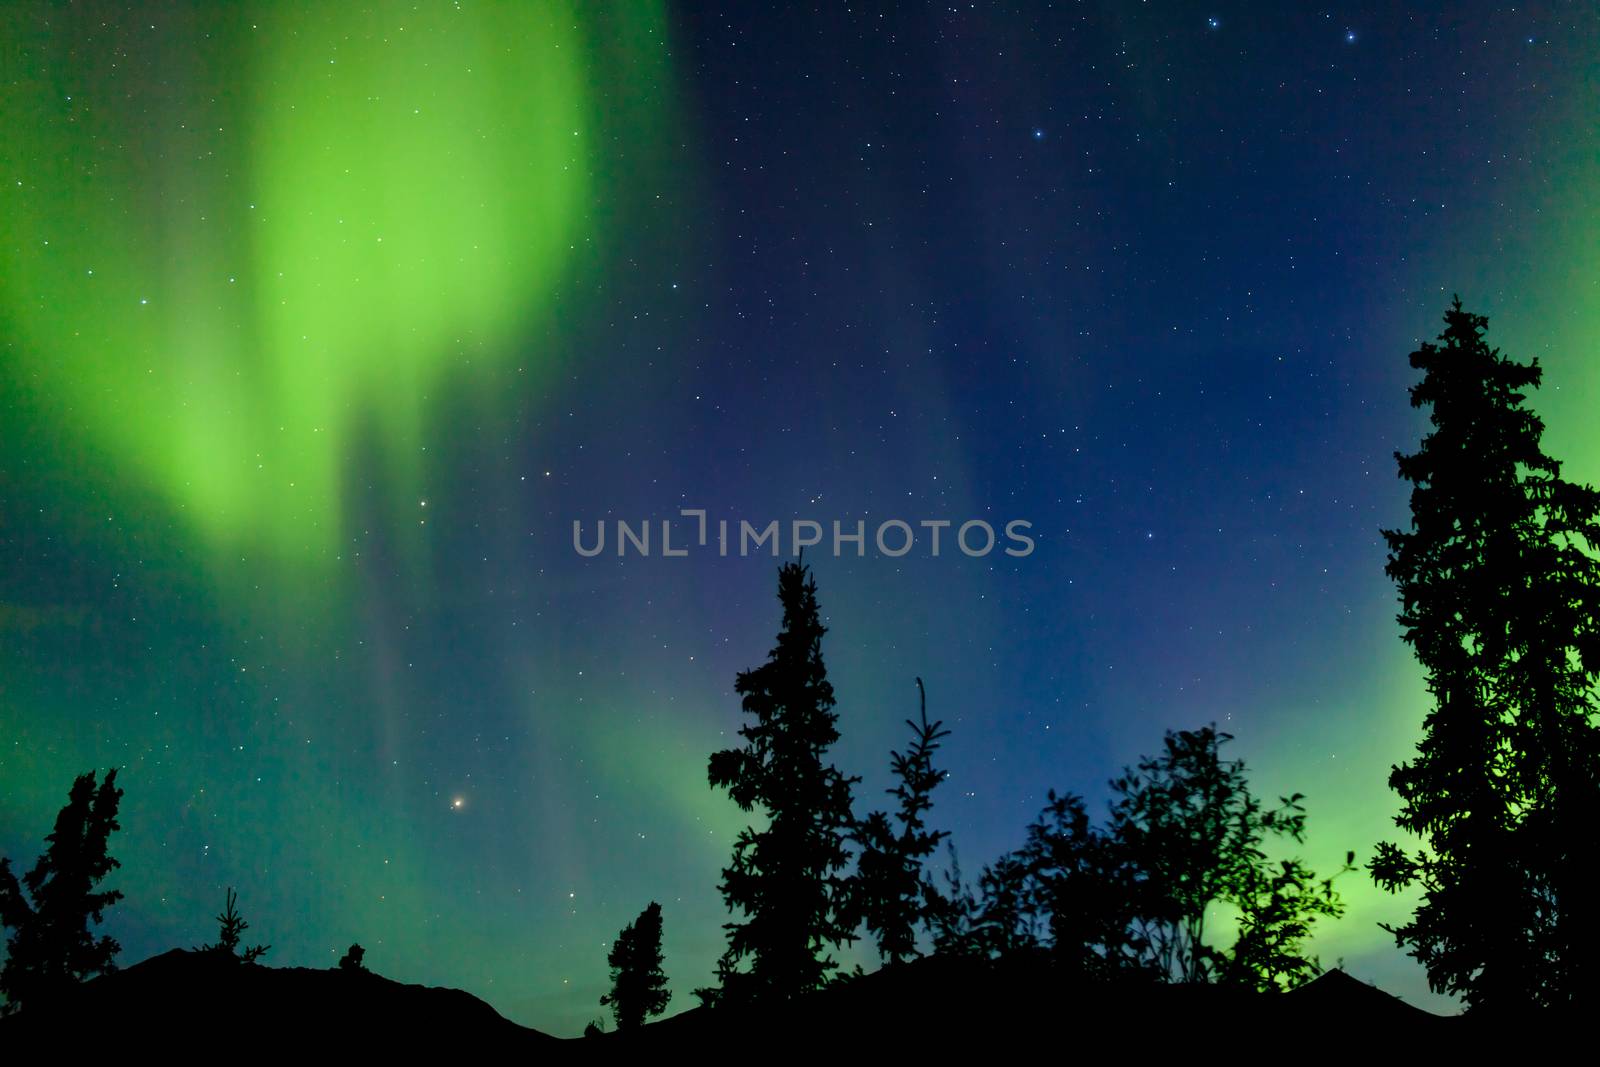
[2,300,1595,1048]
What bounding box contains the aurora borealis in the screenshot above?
[2,0,1598,1034]
[0,3,669,557]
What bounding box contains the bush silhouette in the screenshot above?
[931,727,1348,989]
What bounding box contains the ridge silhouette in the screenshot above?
[1,946,1473,1055]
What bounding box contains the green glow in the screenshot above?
[1397,79,1600,488]
[579,697,759,856]
[1,3,601,559]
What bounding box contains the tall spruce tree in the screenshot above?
[600,902,671,1030]
[851,677,951,965]
[1372,298,1600,1009]
[704,561,859,1004]
[0,770,124,1014]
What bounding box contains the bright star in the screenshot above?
[1207,17,1220,30]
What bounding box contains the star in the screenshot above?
[1207,17,1221,31]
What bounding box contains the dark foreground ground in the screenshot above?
[0,948,1498,1056]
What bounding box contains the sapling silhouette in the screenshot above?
[850,678,951,964]
[197,887,270,963]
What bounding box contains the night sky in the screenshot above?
[3,1,1598,1035]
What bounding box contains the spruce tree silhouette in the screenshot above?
[850,677,951,964]
[1372,297,1600,1010]
[599,901,671,1030]
[0,769,124,1014]
[702,561,859,1005]
[196,887,270,963]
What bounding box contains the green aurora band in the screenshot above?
[2,2,661,561]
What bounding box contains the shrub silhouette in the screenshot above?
[931,727,1348,989]
[1107,726,1348,988]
